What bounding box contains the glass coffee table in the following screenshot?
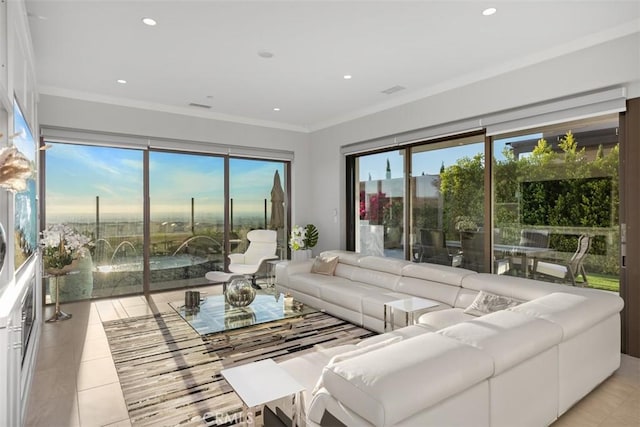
[170,292,317,336]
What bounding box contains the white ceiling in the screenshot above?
[25,1,640,132]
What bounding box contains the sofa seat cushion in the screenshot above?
[320,282,381,311]
[438,310,563,375]
[417,308,475,331]
[321,333,494,427]
[509,291,624,340]
[285,273,351,298]
[360,292,416,319]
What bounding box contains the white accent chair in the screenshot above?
[534,234,591,286]
[228,229,278,288]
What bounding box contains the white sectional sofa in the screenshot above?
[272,250,624,427]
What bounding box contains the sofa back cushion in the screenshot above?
[438,310,563,375]
[454,288,480,309]
[358,256,410,275]
[402,263,476,286]
[396,277,460,307]
[461,273,561,302]
[350,268,400,291]
[509,291,624,340]
[320,250,362,266]
[334,263,360,280]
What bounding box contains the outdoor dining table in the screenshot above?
[446,241,552,277]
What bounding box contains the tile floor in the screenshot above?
[25,286,640,427]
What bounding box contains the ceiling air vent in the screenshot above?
[188,102,212,109]
[381,85,406,95]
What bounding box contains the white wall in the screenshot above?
[309,33,640,253]
[37,95,313,227]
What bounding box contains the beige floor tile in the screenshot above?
[78,337,112,362]
[82,323,108,341]
[103,419,132,427]
[123,304,156,318]
[28,364,78,404]
[117,295,147,308]
[94,300,121,322]
[87,304,102,325]
[25,392,80,427]
[35,343,77,372]
[76,357,119,391]
[77,382,129,427]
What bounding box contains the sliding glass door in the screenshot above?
[492,115,620,290]
[44,142,290,302]
[229,159,287,259]
[410,135,485,270]
[45,143,144,301]
[355,150,406,259]
[148,151,225,291]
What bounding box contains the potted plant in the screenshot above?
[289,224,318,261]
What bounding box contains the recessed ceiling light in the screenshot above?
[482,7,497,16]
[273,107,280,111]
[142,17,157,26]
[343,75,353,80]
[258,50,274,58]
[116,79,127,84]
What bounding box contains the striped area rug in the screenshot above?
[103,311,375,426]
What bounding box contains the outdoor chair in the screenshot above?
[415,229,462,267]
[460,230,485,272]
[227,229,278,289]
[533,234,591,286]
[510,229,550,274]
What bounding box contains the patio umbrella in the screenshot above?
[270,170,285,229]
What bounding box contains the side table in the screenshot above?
[266,259,286,288]
[384,297,440,332]
[221,358,305,427]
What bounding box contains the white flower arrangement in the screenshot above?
[289,224,319,251]
[289,225,306,251]
[41,224,93,272]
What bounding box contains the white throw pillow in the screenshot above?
[311,336,402,395]
[464,290,523,316]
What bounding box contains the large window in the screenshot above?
[411,135,485,270]
[230,158,288,259]
[348,116,620,291]
[44,142,290,302]
[45,144,144,301]
[149,151,225,292]
[492,115,620,291]
[355,150,406,259]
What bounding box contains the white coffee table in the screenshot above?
[221,358,305,426]
[384,297,440,332]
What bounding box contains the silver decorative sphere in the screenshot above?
[225,278,256,307]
